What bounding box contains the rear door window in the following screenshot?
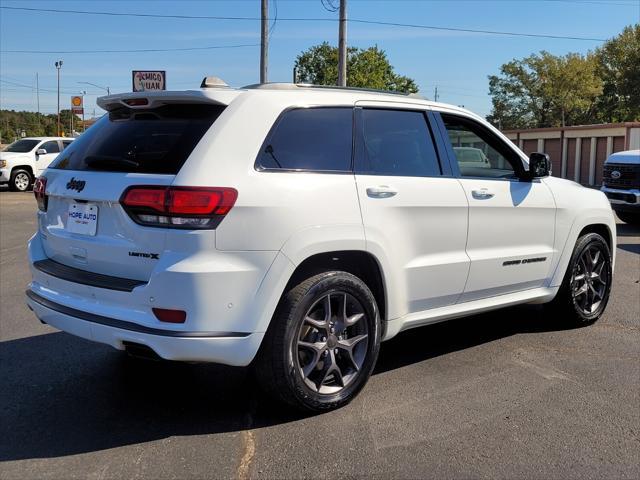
[356,109,441,177]
[49,104,225,174]
[256,107,353,172]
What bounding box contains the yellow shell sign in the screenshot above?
[71,96,83,107]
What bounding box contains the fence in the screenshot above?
[503,122,640,187]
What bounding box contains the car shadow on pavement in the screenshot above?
[0,304,582,461]
[374,304,573,375]
[618,243,640,254]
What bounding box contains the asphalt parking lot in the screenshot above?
[1,190,638,480]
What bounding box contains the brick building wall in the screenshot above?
[504,122,640,186]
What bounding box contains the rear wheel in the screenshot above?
[616,211,639,225]
[547,232,612,326]
[256,271,381,412]
[9,169,32,192]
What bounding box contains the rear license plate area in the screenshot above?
[67,203,98,236]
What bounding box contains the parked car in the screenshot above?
[453,146,492,170]
[601,149,639,225]
[26,82,616,411]
[0,137,73,191]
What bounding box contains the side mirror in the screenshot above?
[527,152,551,178]
[36,148,47,156]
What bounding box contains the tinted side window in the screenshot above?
[357,109,440,177]
[41,141,60,154]
[62,140,73,149]
[257,108,352,171]
[441,114,522,179]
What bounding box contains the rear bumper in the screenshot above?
[25,229,289,366]
[26,289,264,365]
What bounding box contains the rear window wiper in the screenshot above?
[85,155,140,170]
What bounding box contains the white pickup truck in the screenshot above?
[601,149,640,225]
[0,137,73,191]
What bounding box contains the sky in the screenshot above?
[1,0,638,119]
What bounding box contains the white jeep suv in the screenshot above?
[1,137,73,191]
[26,82,616,411]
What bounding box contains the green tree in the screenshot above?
[0,109,82,143]
[487,51,602,129]
[294,42,418,93]
[596,24,640,122]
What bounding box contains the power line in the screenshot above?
[270,0,278,37]
[348,19,607,41]
[0,78,102,95]
[0,6,270,21]
[321,0,340,12]
[0,5,611,42]
[1,43,260,54]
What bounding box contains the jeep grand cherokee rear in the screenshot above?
[27,89,271,366]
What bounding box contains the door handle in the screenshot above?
[471,188,494,199]
[366,185,398,198]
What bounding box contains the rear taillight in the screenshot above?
[33,176,48,211]
[120,186,237,229]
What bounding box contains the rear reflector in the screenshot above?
[152,308,186,324]
[120,186,237,229]
[33,176,48,211]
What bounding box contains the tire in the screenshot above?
[547,232,612,326]
[9,169,32,192]
[255,271,381,412]
[616,211,639,225]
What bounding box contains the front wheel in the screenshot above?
[547,232,612,326]
[256,271,381,412]
[9,169,32,192]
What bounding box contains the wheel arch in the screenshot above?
[11,165,34,177]
[578,223,613,253]
[550,214,617,288]
[284,250,387,326]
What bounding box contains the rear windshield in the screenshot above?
[49,104,225,174]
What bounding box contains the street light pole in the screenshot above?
[36,72,40,120]
[55,60,63,136]
[80,90,86,132]
[78,81,110,95]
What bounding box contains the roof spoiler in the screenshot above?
[97,90,235,112]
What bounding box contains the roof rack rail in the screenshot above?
[241,82,424,99]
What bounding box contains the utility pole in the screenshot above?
[55,60,63,136]
[337,0,347,87]
[434,85,439,102]
[260,0,268,83]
